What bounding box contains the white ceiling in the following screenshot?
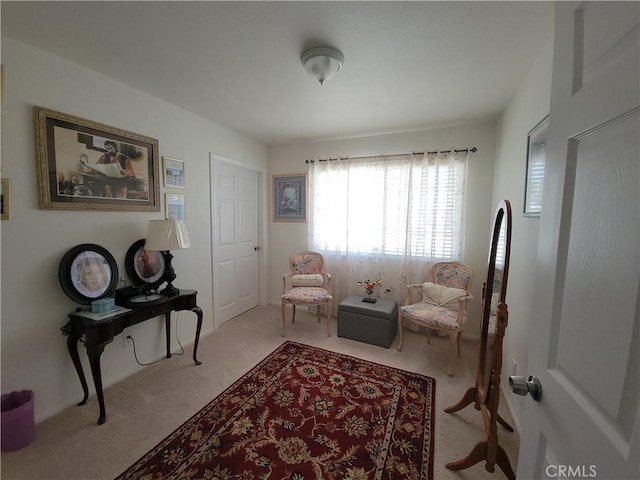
[1,1,554,146]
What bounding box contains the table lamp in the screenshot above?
[145,219,191,296]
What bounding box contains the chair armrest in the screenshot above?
[323,272,332,295]
[455,293,473,325]
[282,273,290,294]
[404,284,423,305]
[459,293,473,304]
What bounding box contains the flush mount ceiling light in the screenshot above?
[301,46,345,85]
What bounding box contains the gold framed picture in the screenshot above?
[35,107,160,211]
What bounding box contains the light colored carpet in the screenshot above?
[1,305,520,479]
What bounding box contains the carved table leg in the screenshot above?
[86,344,107,425]
[191,306,203,365]
[67,333,89,406]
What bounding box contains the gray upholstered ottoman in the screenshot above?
[337,296,398,348]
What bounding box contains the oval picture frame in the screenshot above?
[125,238,165,289]
[59,243,119,304]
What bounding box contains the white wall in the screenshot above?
[0,39,268,422]
[268,121,498,338]
[493,38,554,431]
[0,32,553,427]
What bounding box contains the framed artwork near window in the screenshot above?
[273,174,307,222]
[524,115,549,217]
[165,193,186,220]
[35,107,160,211]
[1,178,9,220]
[163,156,185,188]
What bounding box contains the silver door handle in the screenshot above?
[509,375,542,401]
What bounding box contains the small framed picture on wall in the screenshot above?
[273,174,307,222]
[165,193,186,220]
[163,156,185,188]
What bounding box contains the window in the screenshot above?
[309,152,467,261]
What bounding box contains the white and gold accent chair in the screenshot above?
[281,251,333,337]
[397,261,473,375]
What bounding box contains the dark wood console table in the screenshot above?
[62,289,203,425]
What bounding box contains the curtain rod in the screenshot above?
[304,147,477,164]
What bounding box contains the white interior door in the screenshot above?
[517,2,639,479]
[211,157,260,325]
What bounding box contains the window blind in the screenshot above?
[310,153,466,261]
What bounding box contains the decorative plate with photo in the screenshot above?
[58,244,119,304]
[125,238,166,290]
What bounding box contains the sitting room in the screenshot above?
[1,2,638,479]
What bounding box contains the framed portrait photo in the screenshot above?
[58,244,119,304]
[35,107,160,212]
[125,239,166,289]
[163,156,185,188]
[165,193,186,221]
[273,174,307,222]
[524,114,549,217]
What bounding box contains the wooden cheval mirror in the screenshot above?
[444,199,516,479]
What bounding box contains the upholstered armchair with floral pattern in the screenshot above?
[396,261,472,375]
[281,251,333,337]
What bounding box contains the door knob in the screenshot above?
[254,246,261,251]
[509,375,542,401]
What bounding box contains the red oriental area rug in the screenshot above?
[115,341,436,480]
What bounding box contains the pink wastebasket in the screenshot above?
[1,390,35,451]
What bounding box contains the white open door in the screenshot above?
[211,156,260,325]
[516,2,639,479]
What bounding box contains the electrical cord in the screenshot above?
[127,335,161,366]
[128,312,185,366]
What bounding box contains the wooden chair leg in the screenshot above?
[426,327,432,344]
[316,304,321,323]
[396,313,405,351]
[292,305,296,323]
[457,331,463,358]
[326,302,332,337]
[448,331,458,376]
[281,302,286,337]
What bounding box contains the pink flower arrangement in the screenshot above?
[357,278,383,295]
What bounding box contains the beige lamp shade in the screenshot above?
[145,220,191,251]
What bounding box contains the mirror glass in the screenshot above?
[478,200,512,402]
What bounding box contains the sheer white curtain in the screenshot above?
[308,151,468,313]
